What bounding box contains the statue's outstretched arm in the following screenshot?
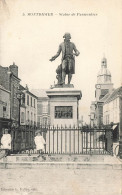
[49,45,61,61]
[73,43,80,56]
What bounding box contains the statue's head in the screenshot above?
[63,33,71,40]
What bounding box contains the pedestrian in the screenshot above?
[34,130,46,158]
[0,129,11,157]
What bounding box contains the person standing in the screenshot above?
[0,129,11,157]
[34,130,46,158]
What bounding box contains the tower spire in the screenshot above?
[101,55,107,68]
[97,56,111,84]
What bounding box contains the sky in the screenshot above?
[0,0,122,123]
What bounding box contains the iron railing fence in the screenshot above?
[10,126,113,155]
[10,125,37,153]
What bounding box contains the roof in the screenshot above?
[19,85,25,90]
[97,68,111,77]
[19,85,38,98]
[11,72,21,81]
[97,57,111,76]
[0,85,10,93]
[31,89,48,98]
[100,92,111,102]
[104,86,122,104]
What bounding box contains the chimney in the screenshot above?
[9,62,18,77]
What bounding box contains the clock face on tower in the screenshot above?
[96,85,101,89]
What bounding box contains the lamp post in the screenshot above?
[118,96,122,159]
[88,115,91,129]
[16,88,23,126]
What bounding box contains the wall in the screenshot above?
[95,102,103,127]
[0,87,10,119]
[24,92,37,126]
[20,107,26,125]
[37,97,50,127]
[10,75,20,122]
[0,66,10,90]
[96,84,113,101]
[103,97,120,125]
[0,65,20,124]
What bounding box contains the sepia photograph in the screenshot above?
[0,0,122,195]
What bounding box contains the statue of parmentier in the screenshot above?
[50,33,80,85]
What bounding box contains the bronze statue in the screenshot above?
[56,64,62,85]
[50,33,80,85]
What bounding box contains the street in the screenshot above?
[0,167,121,195]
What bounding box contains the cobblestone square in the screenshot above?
[0,167,121,195]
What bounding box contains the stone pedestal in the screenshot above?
[46,87,82,127]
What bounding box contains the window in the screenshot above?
[21,112,25,123]
[31,97,32,107]
[3,106,6,111]
[34,99,35,108]
[42,117,47,126]
[22,94,25,104]
[34,114,36,122]
[3,106,6,117]
[42,102,48,113]
[27,111,29,120]
[27,95,29,105]
[31,112,33,125]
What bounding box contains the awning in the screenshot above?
[112,125,117,130]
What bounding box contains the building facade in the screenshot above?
[0,63,21,126]
[90,57,114,127]
[19,85,38,127]
[0,85,10,119]
[103,87,122,141]
[31,89,50,127]
[0,85,11,142]
[95,57,113,101]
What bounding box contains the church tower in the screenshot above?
[95,57,113,101]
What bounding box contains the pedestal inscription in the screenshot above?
[55,106,73,119]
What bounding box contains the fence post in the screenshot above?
[105,129,113,155]
[53,126,54,154]
[57,125,58,154]
[78,126,79,154]
[28,127,31,156]
[61,125,62,154]
[11,127,14,153]
[49,126,50,154]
